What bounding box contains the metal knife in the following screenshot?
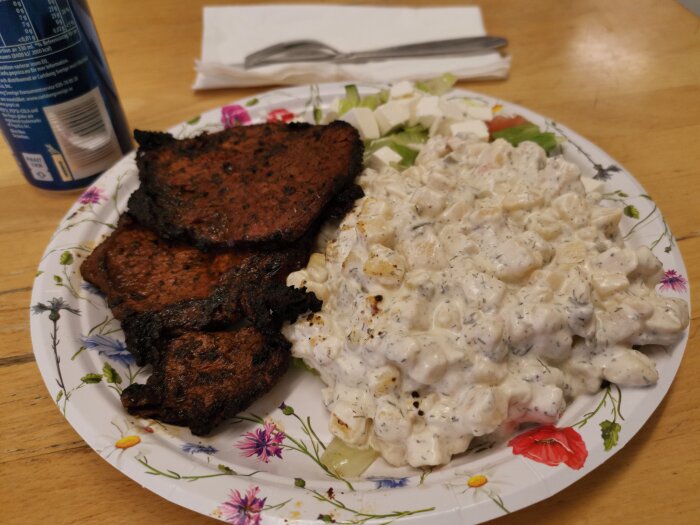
[244,36,508,69]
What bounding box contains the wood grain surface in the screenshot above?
[1,1,698,524]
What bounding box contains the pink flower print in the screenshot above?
[221,104,252,128]
[220,486,266,525]
[266,108,295,123]
[659,269,688,293]
[235,421,285,463]
[79,187,106,204]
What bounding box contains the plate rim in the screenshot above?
[29,81,691,525]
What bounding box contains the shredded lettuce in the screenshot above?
[321,437,379,477]
[364,124,429,168]
[358,90,388,110]
[292,357,320,376]
[338,85,389,116]
[389,142,420,168]
[338,84,361,116]
[365,125,428,154]
[415,73,458,95]
[492,123,559,154]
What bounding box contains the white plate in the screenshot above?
[30,83,690,525]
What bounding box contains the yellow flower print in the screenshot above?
[98,418,153,459]
[115,435,141,449]
[467,474,488,488]
[448,465,510,515]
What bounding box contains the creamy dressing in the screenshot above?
[283,134,689,468]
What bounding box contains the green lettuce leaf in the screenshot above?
[415,73,458,95]
[492,123,558,154]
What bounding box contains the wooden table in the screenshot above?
[1,1,698,523]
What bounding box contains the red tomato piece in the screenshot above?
[486,114,530,135]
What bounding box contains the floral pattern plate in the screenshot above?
[30,83,690,525]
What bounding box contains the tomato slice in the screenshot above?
[487,114,530,135]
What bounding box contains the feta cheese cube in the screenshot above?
[580,176,606,194]
[415,96,443,127]
[322,97,342,124]
[340,107,380,140]
[367,146,402,170]
[374,101,411,135]
[329,97,341,113]
[465,105,493,121]
[397,94,421,125]
[389,80,415,99]
[439,98,469,120]
[449,119,489,140]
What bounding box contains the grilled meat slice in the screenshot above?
[80,216,318,365]
[121,328,289,435]
[80,215,252,322]
[129,121,364,248]
[122,280,321,366]
[240,280,323,331]
[84,120,365,434]
[323,180,365,222]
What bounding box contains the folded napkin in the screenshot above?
[193,5,511,89]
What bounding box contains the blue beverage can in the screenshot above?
[0,0,131,190]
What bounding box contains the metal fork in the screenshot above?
[243,36,508,69]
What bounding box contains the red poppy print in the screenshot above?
[266,108,295,123]
[508,425,588,470]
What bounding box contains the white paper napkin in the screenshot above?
[193,5,511,89]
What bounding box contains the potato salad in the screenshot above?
[283,83,689,468]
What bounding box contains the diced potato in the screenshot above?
[362,245,406,288]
